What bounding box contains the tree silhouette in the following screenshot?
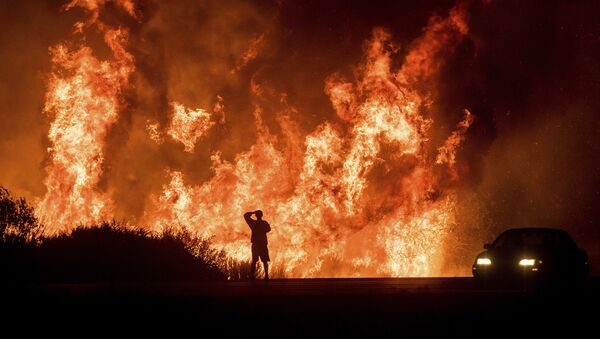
[0,186,41,244]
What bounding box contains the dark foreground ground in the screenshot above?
[4,277,600,335]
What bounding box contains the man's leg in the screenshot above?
[263,261,269,280]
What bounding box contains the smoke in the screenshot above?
[440,0,600,273]
[124,0,472,277]
[104,0,279,221]
[0,1,73,199]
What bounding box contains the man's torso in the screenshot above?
[250,220,269,245]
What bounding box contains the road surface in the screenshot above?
[5,277,599,335]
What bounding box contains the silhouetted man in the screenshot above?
[244,210,271,280]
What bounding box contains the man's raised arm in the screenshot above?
[244,212,254,227]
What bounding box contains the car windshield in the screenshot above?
[492,229,576,248]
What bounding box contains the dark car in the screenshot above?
[472,228,589,285]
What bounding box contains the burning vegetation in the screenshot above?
[27,0,479,277]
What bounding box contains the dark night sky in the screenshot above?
[1,0,599,272]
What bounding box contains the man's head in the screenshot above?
[255,210,263,220]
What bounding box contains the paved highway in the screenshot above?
[5,277,599,335]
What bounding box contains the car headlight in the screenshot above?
[477,258,492,266]
[519,259,536,266]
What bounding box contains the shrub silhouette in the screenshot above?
[0,186,247,282]
[35,222,228,282]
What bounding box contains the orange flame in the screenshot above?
[231,33,266,74]
[35,1,135,233]
[437,109,474,176]
[167,102,215,153]
[37,2,473,277]
[143,5,471,277]
[146,97,225,151]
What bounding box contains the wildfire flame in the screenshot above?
[36,1,473,277]
[144,4,471,277]
[35,1,135,232]
[167,102,215,153]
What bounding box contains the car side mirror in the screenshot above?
[484,243,492,250]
